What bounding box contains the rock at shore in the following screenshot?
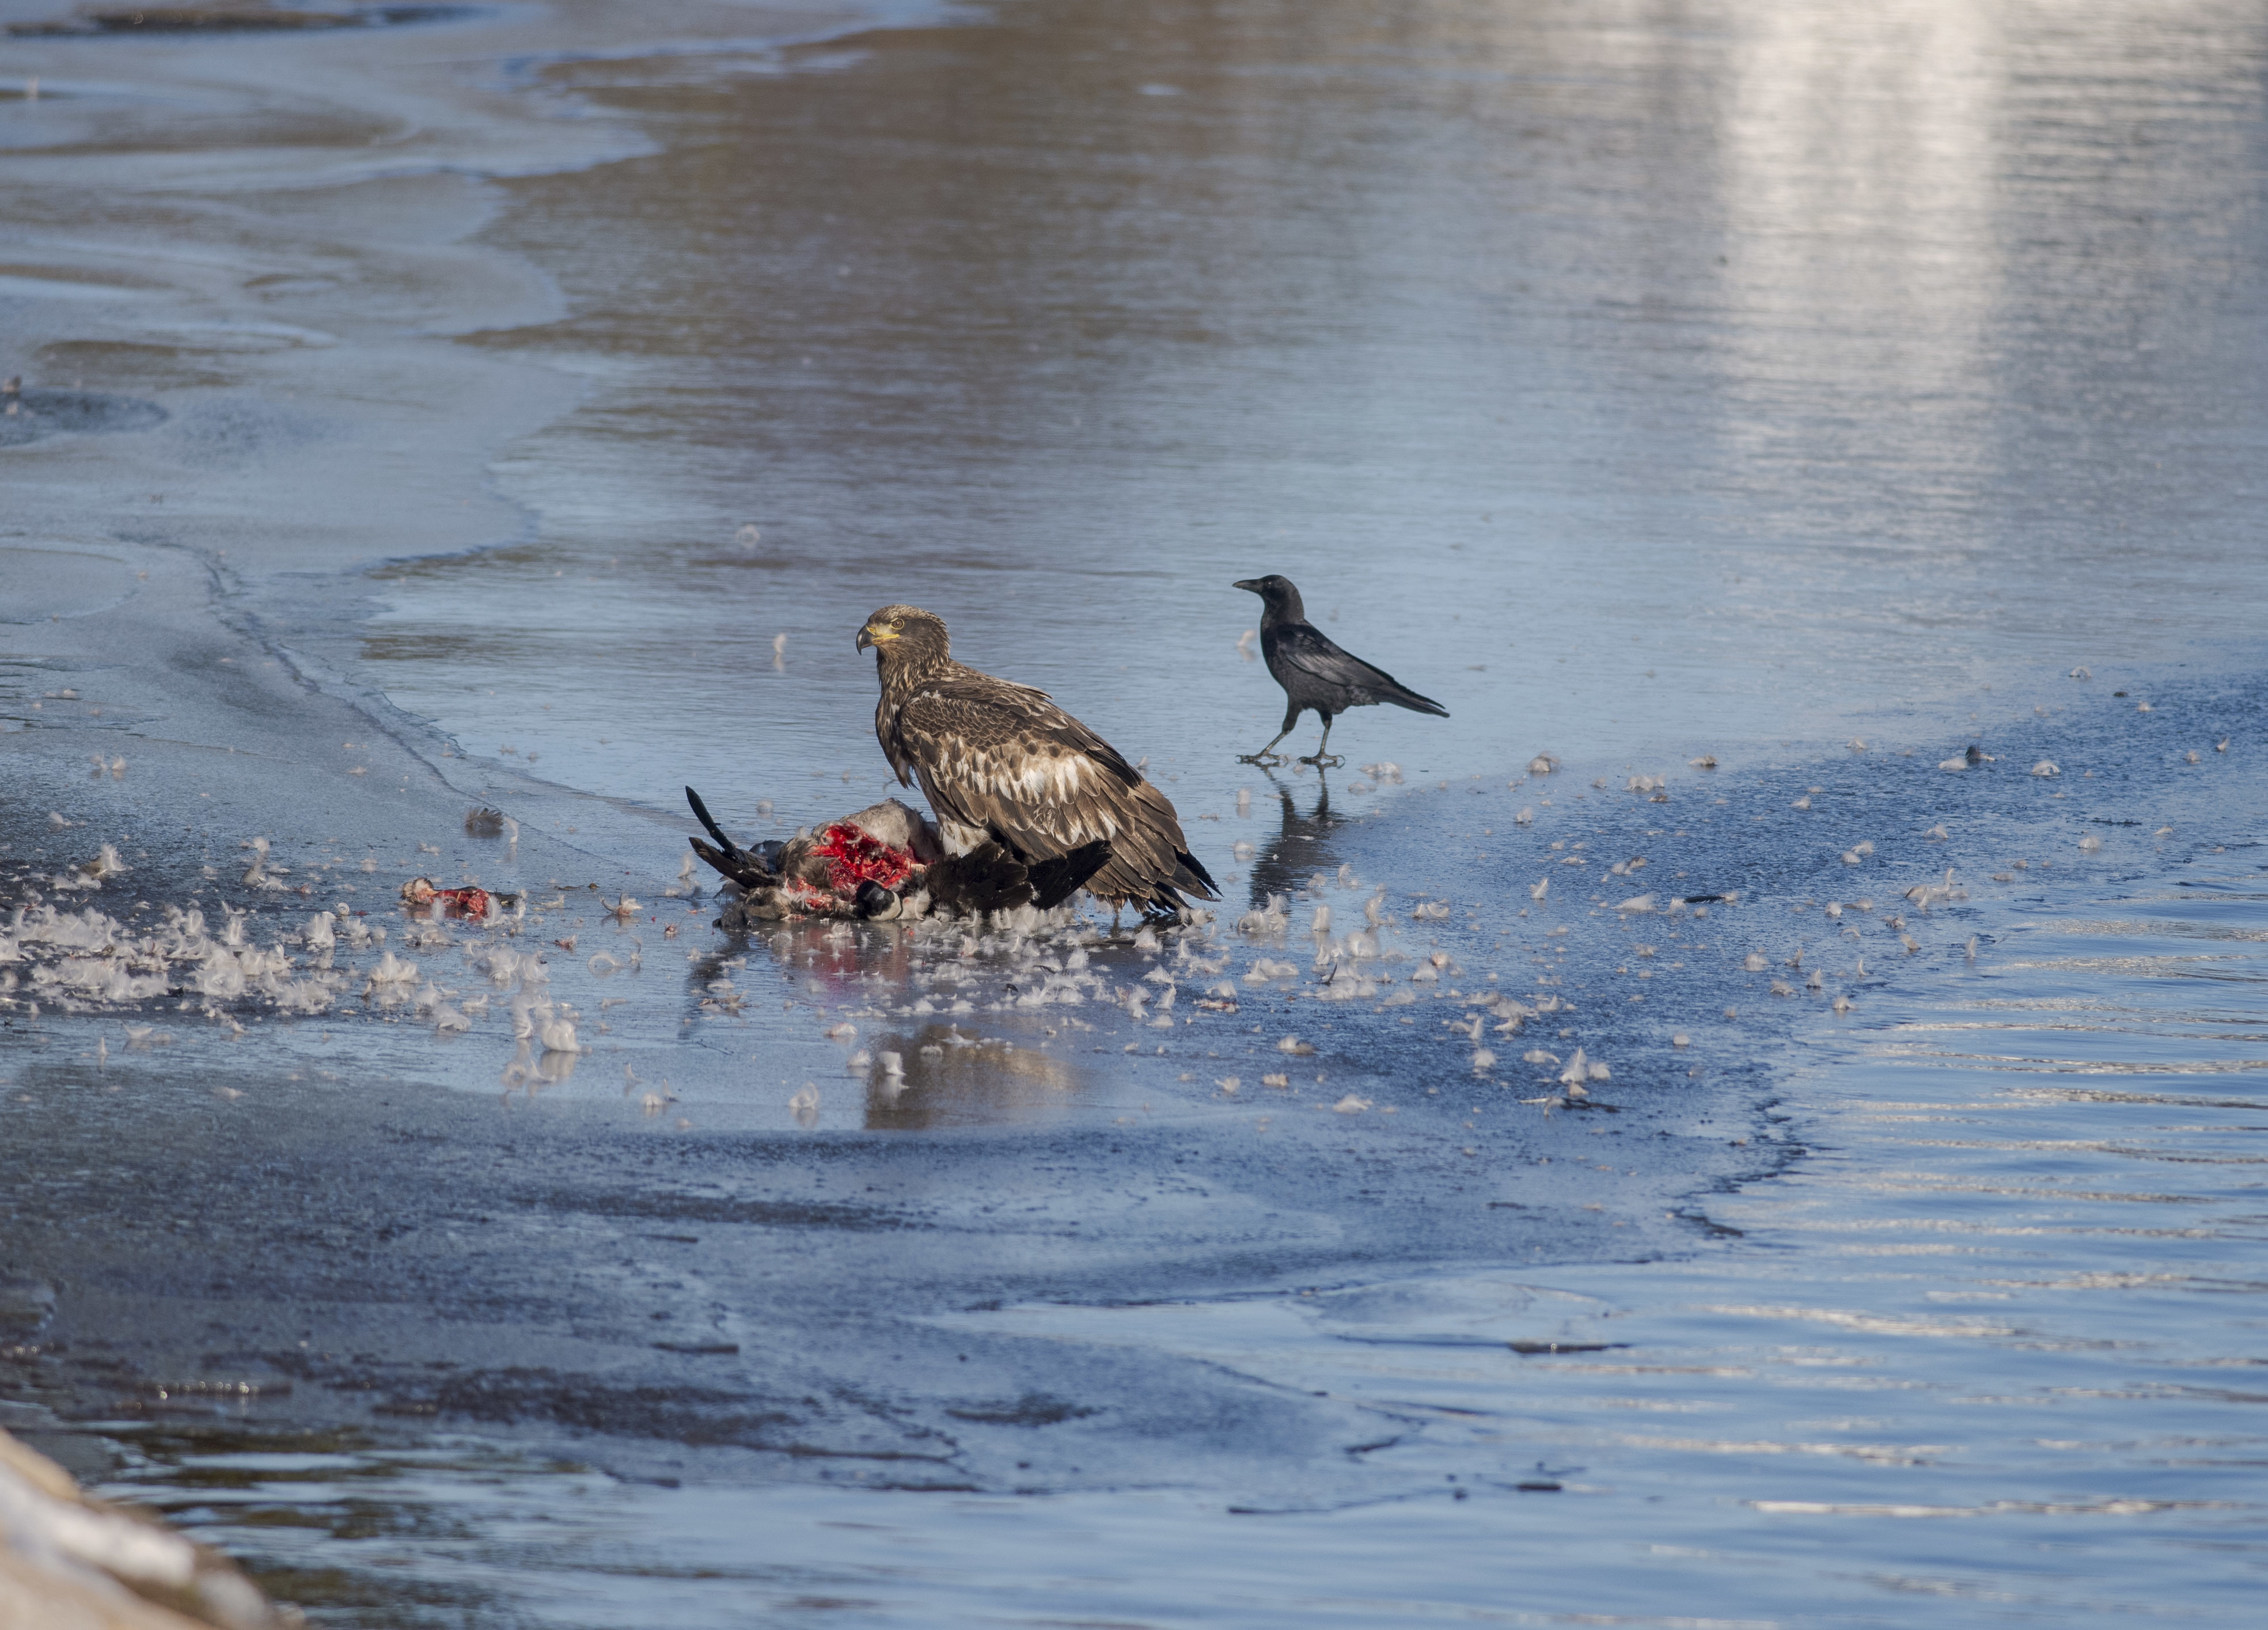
[0,1428,294,1629]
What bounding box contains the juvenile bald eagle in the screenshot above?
[856,605,1219,916]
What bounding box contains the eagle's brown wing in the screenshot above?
[889,671,1215,907]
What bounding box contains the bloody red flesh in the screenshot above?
[811,822,916,894]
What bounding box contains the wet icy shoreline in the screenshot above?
[7,658,2259,1627]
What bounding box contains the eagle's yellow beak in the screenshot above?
[856,622,897,652]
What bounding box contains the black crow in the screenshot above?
[1232,575,1447,766]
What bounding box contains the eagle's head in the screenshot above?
[1232,574,1305,622]
[856,605,949,664]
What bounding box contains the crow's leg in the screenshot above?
[1296,712,1344,767]
[1239,702,1300,765]
[1237,726,1292,766]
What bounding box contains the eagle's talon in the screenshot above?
[1237,750,1287,766]
[1298,752,1345,768]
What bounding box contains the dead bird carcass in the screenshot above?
[684,787,1109,926]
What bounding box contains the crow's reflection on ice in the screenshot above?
[1243,770,1349,907]
[861,1024,1084,1130]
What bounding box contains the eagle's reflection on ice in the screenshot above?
[860,1023,1084,1130]
[715,911,1111,1130]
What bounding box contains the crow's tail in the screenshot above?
[1383,683,1449,719]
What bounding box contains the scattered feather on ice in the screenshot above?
[1905,869,1967,911]
[366,951,419,985]
[665,852,699,896]
[2031,760,2060,777]
[1330,1095,1371,1114]
[1557,1050,1609,1085]
[2079,834,2102,852]
[1277,1035,1316,1055]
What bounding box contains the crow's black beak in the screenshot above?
[1232,578,1262,594]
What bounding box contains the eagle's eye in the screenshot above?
[890,618,904,630]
